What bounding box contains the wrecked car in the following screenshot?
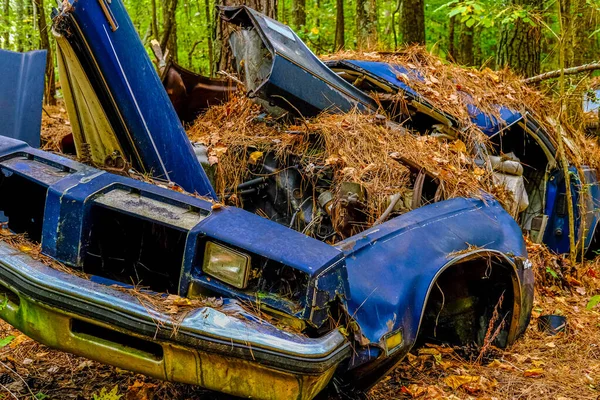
[222,6,600,257]
[0,1,534,399]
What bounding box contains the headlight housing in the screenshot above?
[203,242,251,289]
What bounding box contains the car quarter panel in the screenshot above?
[337,197,532,348]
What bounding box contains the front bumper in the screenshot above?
[0,242,350,400]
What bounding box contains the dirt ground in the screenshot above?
[0,108,599,400]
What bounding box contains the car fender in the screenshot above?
[337,197,533,350]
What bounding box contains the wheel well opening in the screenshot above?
[417,256,517,350]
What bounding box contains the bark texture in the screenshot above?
[400,0,425,45]
[292,0,306,30]
[497,0,543,77]
[335,0,345,51]
[356,0,377,50]
[34,0,56,105]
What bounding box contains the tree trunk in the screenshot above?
[572,0,596,66]
[448,15,455,60]
[292,0,306,30]
[161,0,179,52]
[214,0,278,74]
[473,25,482,66]
[205,0,214,76]
[400,0,424,45]
[560,0,574,67]
[497,0,542,77]
[16,0,24,52]
[458,23,474,66]
[334,0,345,51]
[151,0,160,39]
[356,0,377,50]
[34,0,56,106]
[2,0,9,49]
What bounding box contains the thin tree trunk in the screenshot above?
[391,0,401,50]
[2,0,9,49]
[334,0,345,51]
[561,0,574,67]
[161,0,179,52]
[151,0,160,39]
[400,0,424,45]
[497,0,542,77]
[459,23,474,66]
[448,15,455,60]
[292,0,305,30]
[205,0,214,77]
[356,0,378,50]
[474,25,482,66]
[34,0,56,105]
[16,0,24,52]
[316,0,322,51]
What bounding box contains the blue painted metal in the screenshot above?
[0,136,532,377]
[331,59,523,136]
[221,6,378,117]
[328,58,600,255]
[53,0,215,197]
[467,104,523,136]
[544,166,600,254]
[338,196,532,347]
[0,135,344,328]
[0,49,46,147]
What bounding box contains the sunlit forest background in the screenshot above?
[0,0,599,102]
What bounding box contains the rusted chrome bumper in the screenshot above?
[0,242,350,400]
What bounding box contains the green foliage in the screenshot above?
[92,385,122,400]
[546,266,559,279]
[1,0,599,80]
[0,335,14,348]
[587,294,600,309]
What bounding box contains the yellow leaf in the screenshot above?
[248,151,264,165]
[311,27,319,35]
[487,359,514,370]
[524,368,544,378]
[172,297,192,306]
[443,375,480,390]
[451,139,467,153]
[19,245,33,253]
[418,348,440,356]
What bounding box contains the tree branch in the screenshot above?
[524,61,600,84]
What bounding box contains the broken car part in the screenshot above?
[51,1,215,197]
[0,49,46,148]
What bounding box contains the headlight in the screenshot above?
[203,242,251,289]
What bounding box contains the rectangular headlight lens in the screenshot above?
[203,242,251,289]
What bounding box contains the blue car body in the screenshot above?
[0,2,534,399]
[0,49,46,147]
[324,59,600,256]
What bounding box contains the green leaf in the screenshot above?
[449,6,468,18]
[35,393,48,400]
[587,295,600,310]
[465,18,476,27]
[546,266,559,279]
[0,336,14,349]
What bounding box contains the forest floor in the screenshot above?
[0,107,599,400]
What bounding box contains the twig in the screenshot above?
[0,360,36,399]
[0,382,18,400]
[524,61,600,84]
